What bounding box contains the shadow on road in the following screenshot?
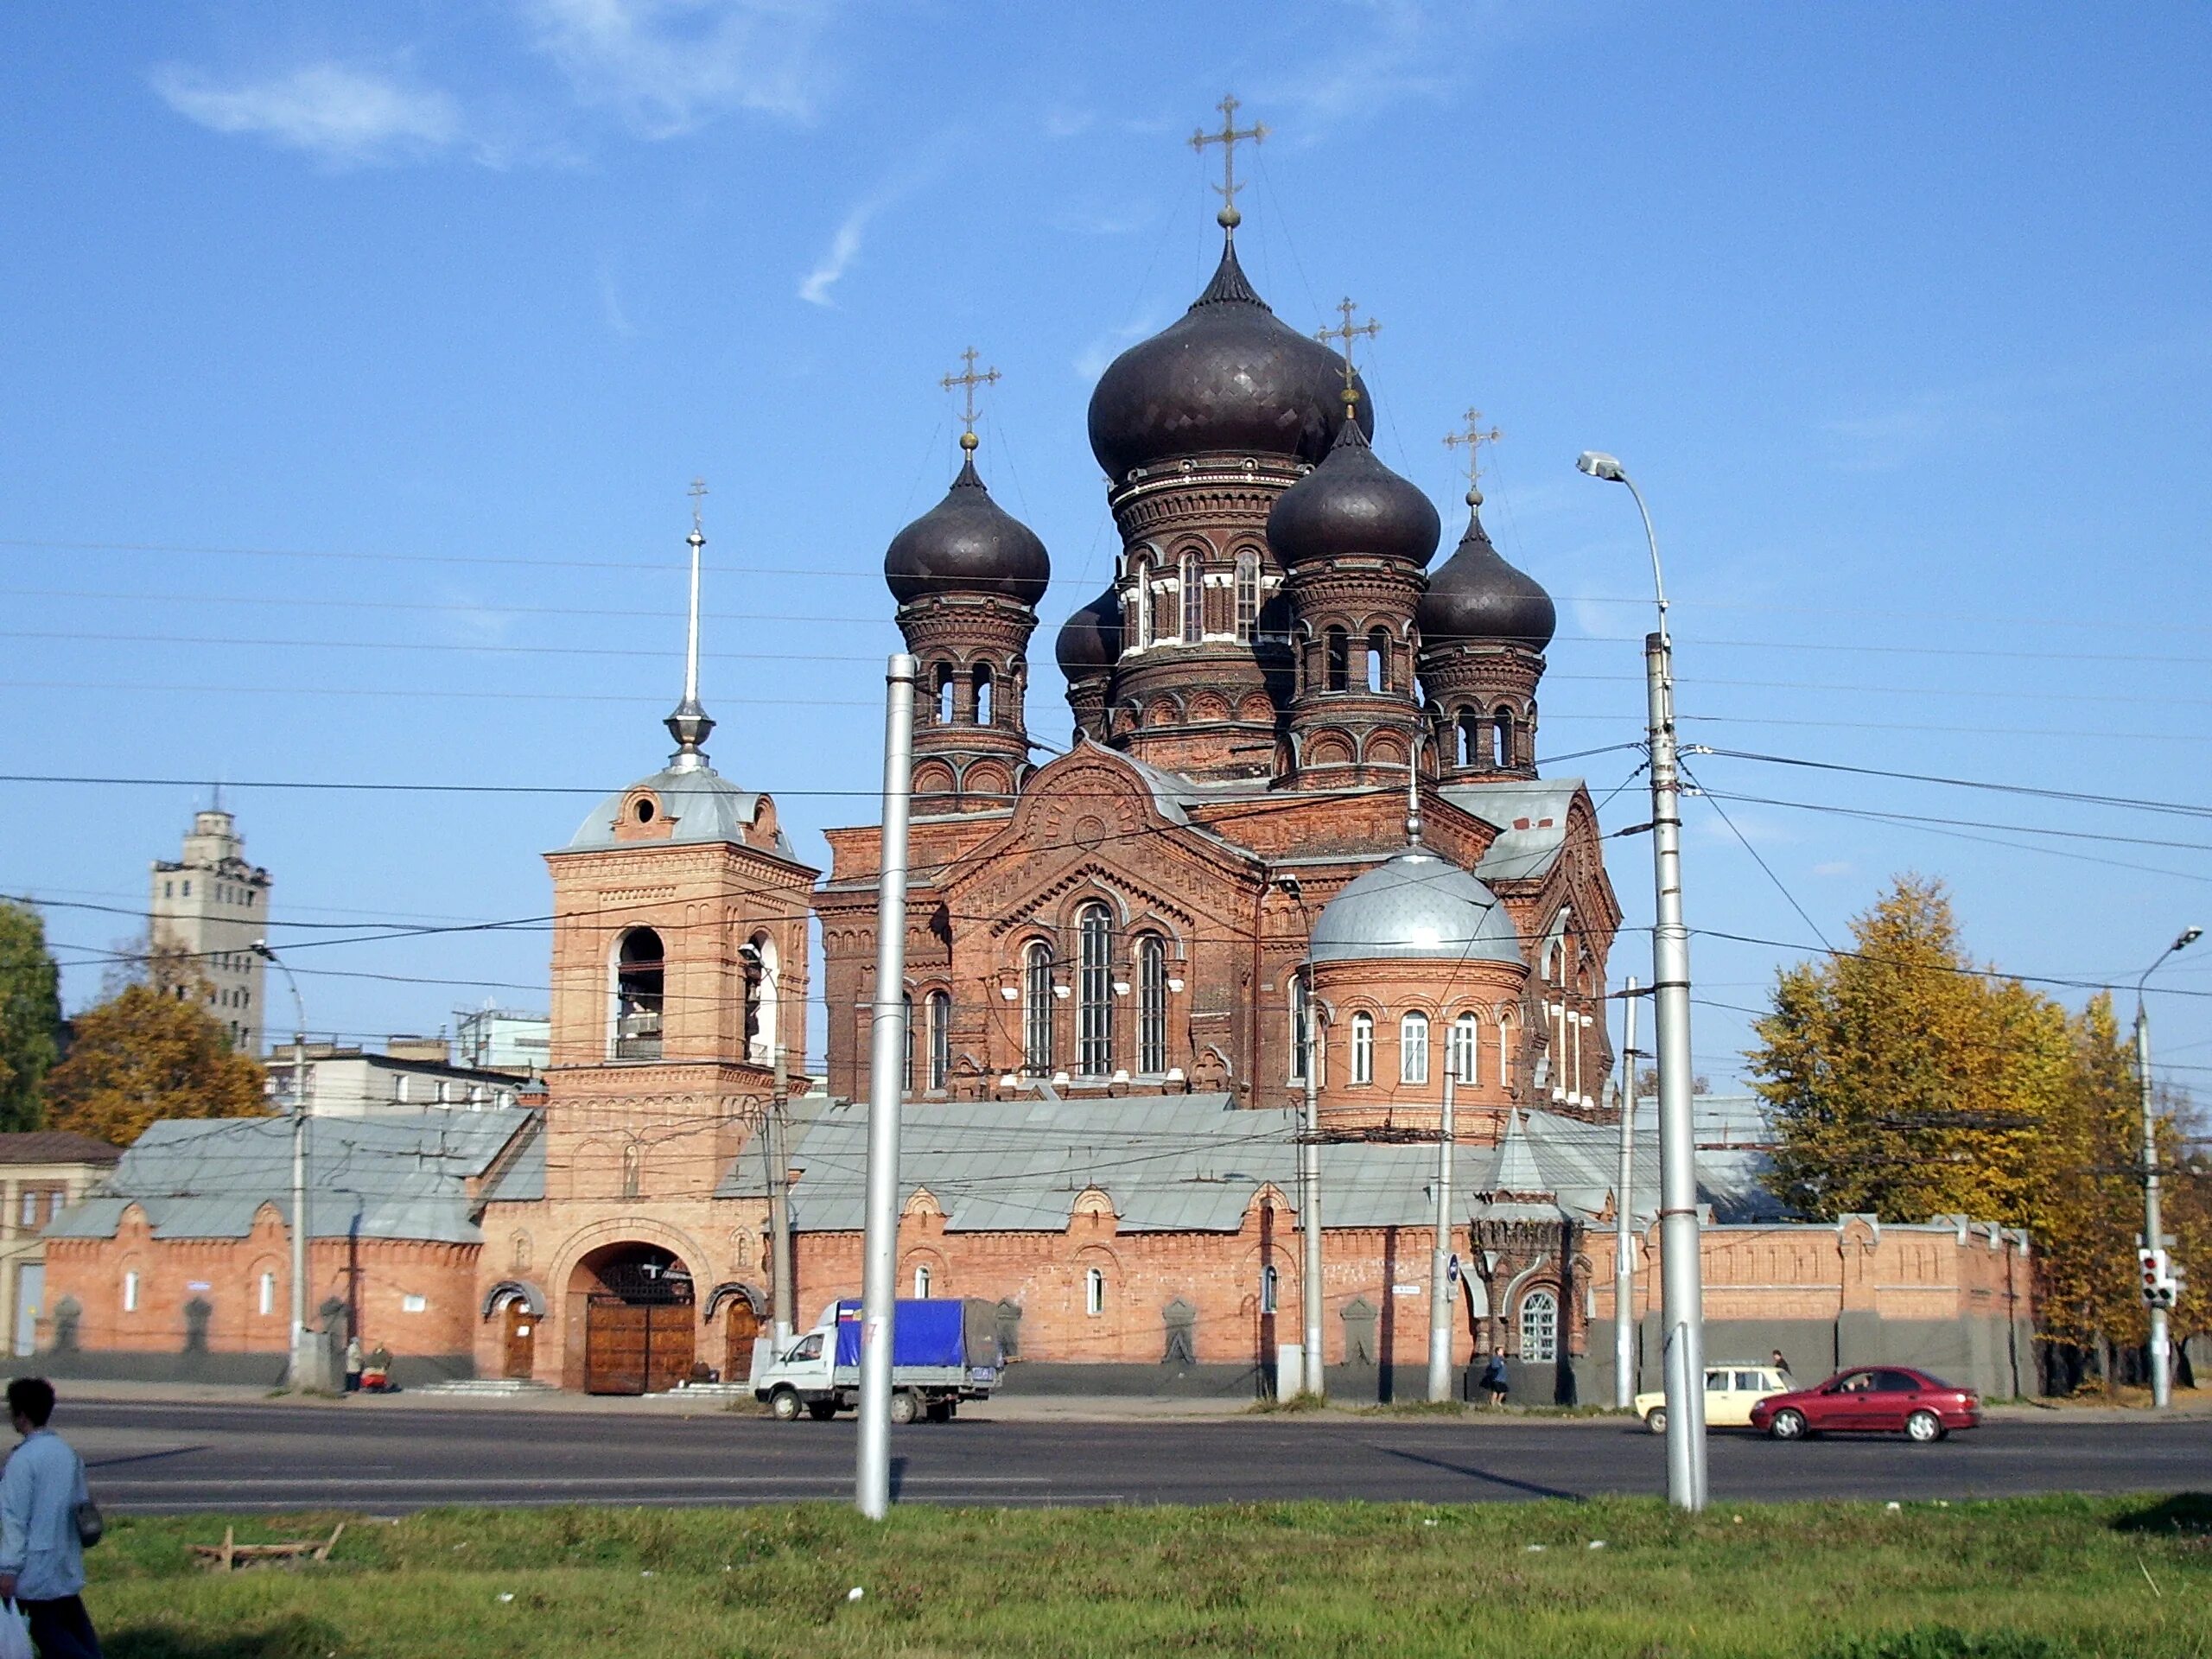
[87,1446,211,1472]
[1370,1445,1583,1501]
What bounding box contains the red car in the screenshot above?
[1748,1366,1980,1443]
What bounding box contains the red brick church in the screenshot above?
[40,158,2033,1403]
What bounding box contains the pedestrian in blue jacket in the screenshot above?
[0,1379,101,1659]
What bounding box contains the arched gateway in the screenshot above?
[574,1242,695,1395]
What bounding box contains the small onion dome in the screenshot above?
[1308,849,1522,966]
[1055,580,1122,677]
[1415,494,1556,651]
[883,446,1050,607]
[1266,415,1441,569]
[1087,241,1372,480]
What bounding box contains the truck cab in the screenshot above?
[755,1299,1001,1424]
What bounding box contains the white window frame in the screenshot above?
[1520,1288,1558,1363]
[1260,1263,1278,1316]
[1084,1266,1105,1317]
[1234,550,1259,645]
[913,1264,932,1300]
[1450,1014,1480,1086]
[1022,940,1054,1075]
[123,1270,140,1313]
[926,989,950,1092]
[1400,1012,1430,1085]
[257,1272,274,1316]
[1350,1012,1375,1086]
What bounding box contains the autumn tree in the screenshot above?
[1749,875,2069,1223]
[42,981,266,1147]
[0,901,63,1133]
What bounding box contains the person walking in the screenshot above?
[1479,1351,1510,1408]
[0,1379,102,1659]
[343,1337,364,1395]
[1770,1348,1790,1379]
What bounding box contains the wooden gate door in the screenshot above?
[643,1305,695,1393]
[502,1301,536,1380]
[725,1301,760,1384]
[584,1299,650,1395]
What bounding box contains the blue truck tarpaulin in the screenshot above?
[833,1299,967,1369]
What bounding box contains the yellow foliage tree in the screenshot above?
[44,982,267,1146]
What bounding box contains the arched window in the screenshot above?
[1130,558,1153,649]
[1085,1266,1106,1317]
[1260,1263,1279,1315]
[1077,903,1114,1077]
[1137,934,1168,1075]
[902,991,915,1094]
[973,662,994,726]
[620,1143,641,1199]
[1366,628,1389,694]
[1324,626,1350,692]
[1400,1011,1430,1085]
[1494,707,1514,768]
[927,989,951,1091]
[1234,550,1259,644]
[1022,940,1054,1075]
[933,662,955,724]
[912,1264,932,1300]
[1456,710,1481,768]
[746,931,779,1065]
[613,928,664,1060]
[1181,553,1203,642]
[1288,972,1310,1083]
[1351,1011,1375,1085]
[1520,1288,1558,1362]
[1498,1011,1516,1091]
[1450,1013,1480,1086]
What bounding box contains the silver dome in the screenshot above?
[1308,850,1522,965]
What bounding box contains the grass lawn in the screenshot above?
[78,1493,2212,1659]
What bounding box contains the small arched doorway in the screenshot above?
[575,1243,695,1395]
[503,1302,535,1379]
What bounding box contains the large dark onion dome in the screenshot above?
[1416,493,1556,650]
[1054,580,1122,676]
[883,442,1051,607]
[1265,414,1441,568]
[1087,241,1373,480]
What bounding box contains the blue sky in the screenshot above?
[4,1,2211,1095]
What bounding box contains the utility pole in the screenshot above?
[1427,1070,1458,1402]
[766,1046,796,1349]
[2133,925,2202,1410]
[1614,976,1640,1410]
[1300,966,1325,1399]
[856,653,917,1520]
[1578,450,1707,1510]
[256,942,315,1391]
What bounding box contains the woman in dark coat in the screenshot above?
[1479,1351,1509,1406]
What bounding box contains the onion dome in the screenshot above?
[1309,849,1522,966]
[1266,416,1441,569]
[1055,580,1122,677]
[1087,242,1373,480]
[1415,493,1556,650]
[884,442,1050,607]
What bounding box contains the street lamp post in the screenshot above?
[253,940,315,1390]
[1576,449,1707,1510]
[2133,925,2202,1409]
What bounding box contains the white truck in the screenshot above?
[754,1297,1003,1424]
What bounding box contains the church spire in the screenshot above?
[664,479,715,772]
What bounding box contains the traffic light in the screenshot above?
[2139,1248,2180,1309]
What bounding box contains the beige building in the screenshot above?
[149,806,272,1054]
[0,1134,122,1357]
[264,1039,532,1118]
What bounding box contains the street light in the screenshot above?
[2133,925,2201,1409]
[1576,448,1707,1511]
[253,940,317,1391]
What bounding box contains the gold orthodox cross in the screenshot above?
[1191,93,1267,230]
[1315,297,1380,409]
[1443,409,1503,497]
[940,347,1001,451]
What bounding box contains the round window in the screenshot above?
[633,798,656,823]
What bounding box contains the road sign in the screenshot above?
[1446,1254,1461,1286]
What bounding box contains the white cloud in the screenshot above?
[1261,0,1457,133]
[1812,860,1856,878]
[150,61,463,165]
[596,264,639,337]
[798,199,880,307]
[1074,316,1160,383]
[520,0,835,137]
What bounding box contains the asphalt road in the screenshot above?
[52,1399,2212,1513]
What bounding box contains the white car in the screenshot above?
[1635,1364,1793,1433]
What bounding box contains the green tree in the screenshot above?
[0,901,63,1132]
[1749,875,2069,1224]
[43,981,266,1146]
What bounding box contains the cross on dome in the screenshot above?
[1443,409,1503,505]
[1190,93,1267,233]
[1315,297,1381,413]
[940,347,1001,454]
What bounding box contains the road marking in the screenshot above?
[104,1473,1054,1491]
